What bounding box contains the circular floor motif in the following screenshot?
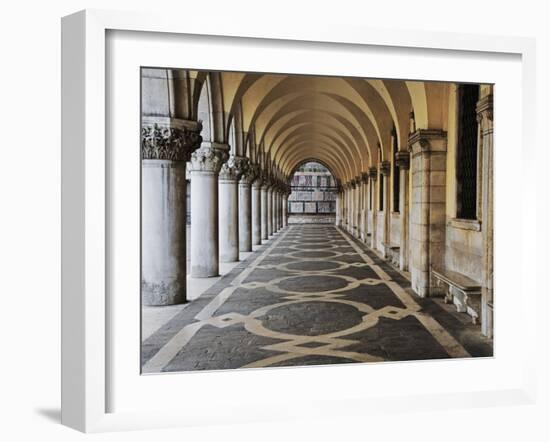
[295,243,336,250]
[260,301,364,336]
[297,238,330,243]
[277,274,348,292]
[288,250,340,259]
[284,260,341,272]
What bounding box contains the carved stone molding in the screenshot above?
[380,161,391,176]
[395,151,411,170]
[141,119,203,161]
[219,155,249,182]
[408,129,447,154]
[261,175,273,190]
[252,168,265,188]
[241,162,259,186]
[476,94,494,132]
[188,142,229,174]
[368,167,378,180]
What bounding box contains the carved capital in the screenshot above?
[252,168,265,188]
[261,176,272,191]
[395,151,410,170]
[408,129,447,155]
[220,155,249,182]
[241,162,259,185]
[380,161,391,177]
[361,172,369,183]
[368,167,378,180]
[141,118,202,161]
[476,94,494,129]
[189,142,229,174]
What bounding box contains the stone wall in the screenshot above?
[390,213,401,246]
[445,221,483,283]
[376,211,385,253]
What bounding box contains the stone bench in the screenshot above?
[382,243,400,267]
[431,268,481,324]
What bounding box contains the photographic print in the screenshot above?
[140,68,494,374]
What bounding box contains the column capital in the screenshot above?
[219,155,249,182]
[380,161,391,176]
[395,151,411,170]
[408,129,447,155]
[240,162,259,186]
[476,94,494,130]
[141,118,202,161]
[361,172,369,183]
[355,175,362,185]
[368,167,378,180]
[189,142,229,174]
[261,177,272,191]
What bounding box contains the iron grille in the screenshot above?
[456,84,480,220]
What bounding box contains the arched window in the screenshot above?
[456,84,480,220]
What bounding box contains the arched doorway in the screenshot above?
[288,160,337,224]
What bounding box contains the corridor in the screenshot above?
[141,225,492,373]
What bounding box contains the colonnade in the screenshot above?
[141,126,290,306]
[140,68,494,339]
[335,89,494,338]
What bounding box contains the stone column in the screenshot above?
[238,162,255,252]
[368,167,378,249]
[408,130,447,297]
[344,185,349,230]
[261,182,269,240]
[380,161,391,257]
[141,120,202,305]
[350,181,356,234]
[267,185,273,236]
[477,94,494,338]
[277,190,282,229]
[360,173,368,242]
[273,189,279,232]
[219,156,248,262]
[252,172,263,245]
[357,177,362,238]
[189,142,229,277]
[279,190,284,229]
[396,151,411,271]
[335,186,342,227]
[282,190,289,228]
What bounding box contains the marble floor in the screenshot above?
[141,225,493,373]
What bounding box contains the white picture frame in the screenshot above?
[61,9,537,433]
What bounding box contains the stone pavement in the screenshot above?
[141,225,492,373]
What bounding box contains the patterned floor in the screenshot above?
[141,225,492,373]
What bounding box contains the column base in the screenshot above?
[141,279,186,306]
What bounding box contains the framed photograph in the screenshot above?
[61,9,536,432]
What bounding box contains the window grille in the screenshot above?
[392,133,400,212]
[379,175,384,210]
[456,84,480,220]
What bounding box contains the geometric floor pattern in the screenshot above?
[141,225,493,373]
